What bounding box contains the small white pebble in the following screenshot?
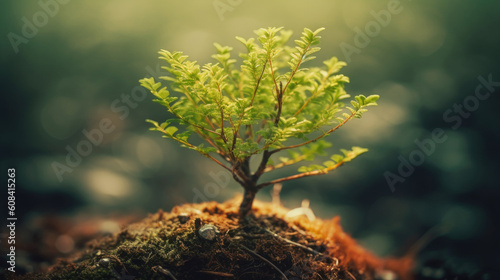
[198,224,220,241]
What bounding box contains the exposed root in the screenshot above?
[198,270,234,277]
[264,228,324,256]
[240,244,288,280]
[152,265,178,280]
[347,271,357,280]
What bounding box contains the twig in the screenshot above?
[256,159,345,190]
[143,252,154,264]
[198,271,234,277]
[240,245,288,280]
[264,154,306,172]
[271,110,358,154]
[266,227,340,266]
[263,229,323,256]
[346,271,357,280]
[231,60,267,152]
[290,225,307,236]
[152,266,178,280]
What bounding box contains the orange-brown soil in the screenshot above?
[11,198,413,280]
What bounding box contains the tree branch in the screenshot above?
[293,66,335,117]
[271,109,357,154]
[214,84,228,145]
[231,60,268,153]
[232,159,252,185]
[239,245,288,280]
[264,154,306,173]
[181,83,217,131]
[252,150,272,181]
[256,160,345,190]
[281,41,312,95]
[274,81,283,126]
[164,101,221,137]
[153,124,231,172]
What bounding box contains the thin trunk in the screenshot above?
[239,188,256,217]
[237,156,261,217]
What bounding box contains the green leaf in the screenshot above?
[157,87,169,98]
[340,146,368,162]
[365,94,380,105]
[350,100,360,110]
[165,126,178,136]
[330,154,344,163]
[146,119,159,127]
[323,161,336,167]
[279,157,290,163]
[298,166,309,173]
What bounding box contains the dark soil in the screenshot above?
[10,198,413,280]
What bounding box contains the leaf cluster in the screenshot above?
[141,27,378,188]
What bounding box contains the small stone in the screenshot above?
[177,213,190,224]
[198,224,220,241]
[97,257,111,267]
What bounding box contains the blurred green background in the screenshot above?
[1,0,499,277]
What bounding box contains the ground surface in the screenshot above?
[10,198,413,280]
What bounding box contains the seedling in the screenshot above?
[140,27,379,217]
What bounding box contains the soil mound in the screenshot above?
[13,198,412,280]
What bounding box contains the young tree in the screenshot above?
[140,27,378,217]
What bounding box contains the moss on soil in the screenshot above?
[12,198,413,280]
